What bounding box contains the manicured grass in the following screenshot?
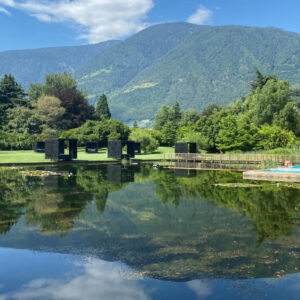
[0,147,174,164]
[134,146,174,160]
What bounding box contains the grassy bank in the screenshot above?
[0,147,174,164]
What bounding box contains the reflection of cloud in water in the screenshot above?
[0,259,149,300]
[187,280,212,299]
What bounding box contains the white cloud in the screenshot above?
[0,0,154,43]
[0,259,150,300]
[187,5,212,25]
[0,6,10,15]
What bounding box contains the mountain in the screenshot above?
[0,40,120,89]
[2,23,300,123]
[75,23,201,100]
[99,25,300,122]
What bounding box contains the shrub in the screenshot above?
[256,125,296,150]
[129,128,159,153]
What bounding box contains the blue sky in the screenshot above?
[0,0,300,52]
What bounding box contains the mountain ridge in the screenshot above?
[0,40,120,89]
[1,22,300,122]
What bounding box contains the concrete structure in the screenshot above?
[33,141,45,153]
[175,142,197,154]
[85,142,98,153]
[107,140,136,160]
[45,139,77,161]
[134,142,141,154]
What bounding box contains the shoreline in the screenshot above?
[0,158,164,167]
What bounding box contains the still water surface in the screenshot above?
[0,164,300,299]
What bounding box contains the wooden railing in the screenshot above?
[163,153,300,167]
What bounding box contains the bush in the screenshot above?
[176,127,210,152]
[256,125,296,150]
[0,132,37,150]
[129,128,159,153]
[61,119,130,146]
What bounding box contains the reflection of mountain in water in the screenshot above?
[1,164,300,281]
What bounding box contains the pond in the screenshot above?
[0,163,300,300]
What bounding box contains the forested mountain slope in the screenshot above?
[105,25,300,121]
[0,40,120,89]
[75,22,200,99]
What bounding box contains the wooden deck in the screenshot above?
[243,171,300,183]
[163,153,300,173]
[162,153,300,182]
[164,161,259,172]
[163,153,300,165]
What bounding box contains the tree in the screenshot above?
[177,128,209,151]
[0,130,9,149]
[33,72,95,129]
[154,105,172,131]
[193,109,227,152]
[161,121,177,146]
[60,119,130,146]
[130,128,159,153]
[172,101,181,125]
[28,83,43,102]
[216,115,239,151]
[248,79,290,126]
[0,74,27,106]
[0,93,12,129]
[256,125,296,150]
[273,101,300,134]
[5,106,42,135]
[54,88,95,129]
[180,109,199,127]
[133,121,138,128]
[250,69,277,93]
[34,95,65,135]
[4,106,42,150]
[95,94,111,120]
[291,84,300,110]
[154,102,182,134]
[200,104,222,117]
[44,72,77,94]
[235,116,259,151]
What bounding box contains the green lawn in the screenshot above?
[0,147,174,164]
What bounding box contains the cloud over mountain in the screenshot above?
[187,5,212,25]
[0,0,154,43]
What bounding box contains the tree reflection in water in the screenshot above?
[1,164,300,240]
[1,164,300,280]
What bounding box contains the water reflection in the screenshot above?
[1,248,300,300]
[0,164,300,282]
[0,248,149,300]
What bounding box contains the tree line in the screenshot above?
[1,69,300,153]
[0,73,114,149]
[154,69,300,152]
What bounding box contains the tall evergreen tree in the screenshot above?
[250,69,277,93]
[0,92,12,129]
[154,105,172,131]
[0,74,27,106]
[172,101,181,125]
[96,94,111,120]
